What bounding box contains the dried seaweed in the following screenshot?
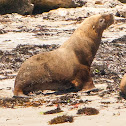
[0,98,45,108]
[44,107,63,115]
[49,115,74,124]
[77,107,99,115]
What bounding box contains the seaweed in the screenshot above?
[0,97,45,108]
[49,115,74,124]
[77,107,99,115]
[44,106,63,115]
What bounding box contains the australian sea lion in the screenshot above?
[120,73,126,95]
[13,14,114,97]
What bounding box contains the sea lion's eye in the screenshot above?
[99,18,105,23]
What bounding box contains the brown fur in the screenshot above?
[13,14,114,97]
[120,73,126,95]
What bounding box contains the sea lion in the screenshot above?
[32,0,84,14]
[13,13,114,97]
[120,73,126,95]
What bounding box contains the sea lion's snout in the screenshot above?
[103,13,114,26]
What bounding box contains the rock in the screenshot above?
[95,1,103,4]
[32,0,86,14]
[42,0,125,21]
[115,6,126,18]
[0,0,34,15]
[42,7,92,21]
[118,0,126,3]
[102,0,122,8]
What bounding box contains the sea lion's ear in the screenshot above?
[92,25,95,30]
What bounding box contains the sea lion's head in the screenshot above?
[83,13,114,34]
[94,14,114,31]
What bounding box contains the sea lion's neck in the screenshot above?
[61,25,103,66]
[80,23,103,42]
